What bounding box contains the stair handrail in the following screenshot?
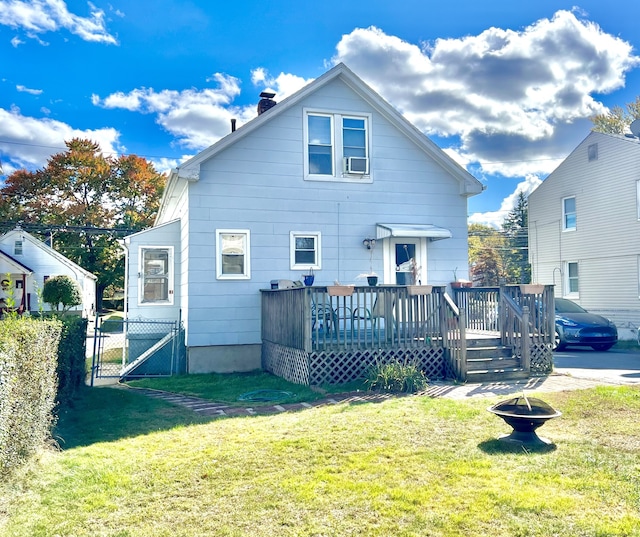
[499,290,530,372]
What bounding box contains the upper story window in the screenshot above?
[139,247,173,305]
[304,109,371,183]
[588,143,598,162]
[216,230,250,280]
[563,196,576,231]
[14,240,22,255]
[290,232,321,270]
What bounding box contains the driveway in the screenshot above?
[553,347,640,385]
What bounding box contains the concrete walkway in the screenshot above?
[117,372,622,419]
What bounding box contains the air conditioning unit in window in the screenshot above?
[344,156,369,175]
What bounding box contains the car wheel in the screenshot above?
[553,330,566,351]
[591,343,613,352]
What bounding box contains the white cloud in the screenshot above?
[10,35,23,47]
[92,70,312,150]
[0,0,118,44]
[0,106,122,172]
[16,84,43,95]
[331,10,639,178]
[468,175,543,229]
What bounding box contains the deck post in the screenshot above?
[521,305,530,372]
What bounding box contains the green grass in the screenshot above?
[125,370,368,406]
[2,384,639,536]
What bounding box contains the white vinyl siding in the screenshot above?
[290,232,321,270]
[216,230,250,280]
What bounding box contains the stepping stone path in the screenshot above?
[127,387,400,418]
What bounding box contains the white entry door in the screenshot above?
[384,238,426,285]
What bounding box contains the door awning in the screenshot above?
[376,223,452,241]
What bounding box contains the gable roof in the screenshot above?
[0,228,97,281]
[0,248,33,273]
[157,63,483,223]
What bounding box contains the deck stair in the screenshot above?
[465,336,528,382]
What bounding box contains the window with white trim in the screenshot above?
[290,232,321,270]
[566,262,579,295]
[563,196,576,231]
[14,240,22,255]
[139,247,173,305]
[304,109,371,182]
[216,230,250,279]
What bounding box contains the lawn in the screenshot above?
[2,383,639,536]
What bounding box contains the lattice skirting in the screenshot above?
[262,341,310,386]
[262,341,445,386]
[530,342,553,373]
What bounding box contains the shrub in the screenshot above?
[0,317,62,478]
[56,316,89,405]
[42,275,82,313]
[364,357,429,393]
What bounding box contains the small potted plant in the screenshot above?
[450,267,472,289]
[361,237,378,286]
[302,268,315,286]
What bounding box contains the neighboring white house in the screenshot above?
[0,227,97,317]
[528,130,640,340]
[123,63,484,373]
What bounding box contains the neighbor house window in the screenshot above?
[563,197,576,231]
[588,143,598,162]
[14,240,22,255]
[139,247,173,305]
[304,109,371,182]
[216,230,250,280]
[566,262,579,295]
[290,232,321,270]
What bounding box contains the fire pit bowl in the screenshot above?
[488,395,561,446]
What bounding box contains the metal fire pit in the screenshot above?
[488,395,561,446]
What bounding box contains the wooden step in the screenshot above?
[466,368,529,383]
[466,346,513,359]
[467,355,520,371]
[466,337,502,348]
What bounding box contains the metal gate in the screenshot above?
[90,316,186,385]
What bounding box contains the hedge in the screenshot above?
[0,317,62,478]
[56,316,89,405]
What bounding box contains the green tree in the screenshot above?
[468,224,507,286]
[502,192,531,284]
[591,96,640,134]
[42,275,82,313]
[0,139,166,308]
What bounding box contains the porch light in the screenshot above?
[362,238,376,250]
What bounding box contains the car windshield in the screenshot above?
[555,298,587,314]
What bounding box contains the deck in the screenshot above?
[261,284,554,386]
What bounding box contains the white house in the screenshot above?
[123,63,483,373]
[528,130,640,340]
[0,228,97,317]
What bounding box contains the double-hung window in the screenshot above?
[216,230,250,279]
[290,232,321,270]
[304,109,371,182]
[14,240,22,255]
[563,196,576,231]
[140,247,173,305]
[566,262,579,295]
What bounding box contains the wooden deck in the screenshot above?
[261,285,554,386]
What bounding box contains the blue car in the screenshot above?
[554,298,618,352]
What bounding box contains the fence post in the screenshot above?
[522,306,531,372]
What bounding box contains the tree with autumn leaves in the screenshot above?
[0,139,166,309]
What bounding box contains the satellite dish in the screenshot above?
[630,118,640,138]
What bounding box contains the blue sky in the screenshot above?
[1,0,639,227]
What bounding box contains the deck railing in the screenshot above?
[261,285,447,353]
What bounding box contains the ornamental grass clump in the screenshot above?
[364,357,428,393]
